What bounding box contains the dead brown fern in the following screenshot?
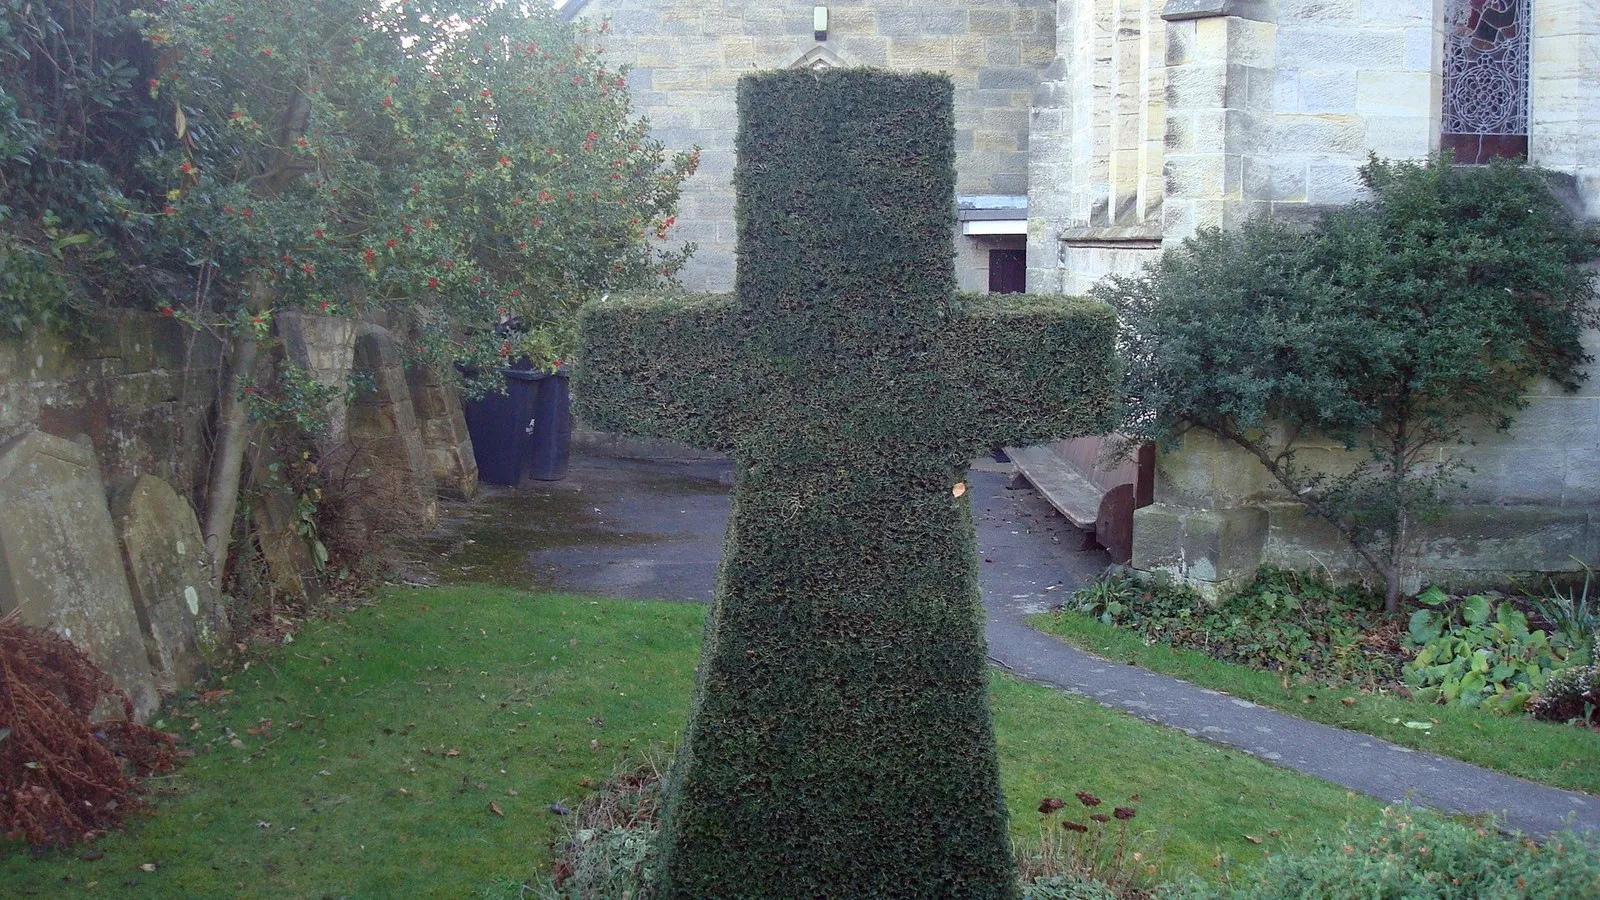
[0,616,176,848]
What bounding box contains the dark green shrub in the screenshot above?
[1166,808,1600,899]
[575,68,1118,898]
[1100,157,1600,612]
[1068,570,1399,686]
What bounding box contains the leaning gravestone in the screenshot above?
[111,474,229,693]
[577,69,1118,897]
[0,431,160,721]
[349,323,439,528]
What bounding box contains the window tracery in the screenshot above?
[1442,0,1530,163]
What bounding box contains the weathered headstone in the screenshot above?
[349,323,439,528]
[247,445,325,605]
[0,431,160,720]
[111,474,228,692]
[577,69,1118,897]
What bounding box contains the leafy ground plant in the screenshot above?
[1529,635,1600,728]
[1404,587,1570,712]
[1069,570,1402,687]
[1032,608,1600,794]
[1164,807,1600,899]
[1,587,1381,896]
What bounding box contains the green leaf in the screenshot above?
[1417,587,1449,607]
[1496,603,1530,638]
[1408,610,1443,645]
[1462,595,1492,626]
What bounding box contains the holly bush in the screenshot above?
[144,0,696,379]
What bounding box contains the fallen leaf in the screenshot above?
[489,802,505,817]
[229,738,245,749]
[445,748,461,757]
[1340,697,1358,707]
[1243,835,1263,845]
[1403,721,1433,730]
[200,689,234,704]
[952,482,968,498]
[139,863,157,872]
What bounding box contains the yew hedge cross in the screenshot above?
[576,69,1117,898]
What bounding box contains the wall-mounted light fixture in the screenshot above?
[814,6,829,41]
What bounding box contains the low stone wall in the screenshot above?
[0,311,224,501]
[0,310,479,720]
[1133,333,1600,597]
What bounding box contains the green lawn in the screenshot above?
[3,588,1381,897]
[1031,610,1600,796]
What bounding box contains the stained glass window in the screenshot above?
[1442,0,1530,163]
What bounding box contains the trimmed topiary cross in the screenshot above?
[575,69,1118,898]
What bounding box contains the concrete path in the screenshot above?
[419,456,1599,837]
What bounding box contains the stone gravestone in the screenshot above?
[0,431,160,721]
[577,69,1117,897]
[348,323,439,529]
[407,361,480,501]
[111,474,229,693]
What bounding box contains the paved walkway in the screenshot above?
[418,456,1599,837]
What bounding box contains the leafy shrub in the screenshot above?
[1100,157,1600,612]
[0,233,77,335]
[1165,807,1600,899]
[1070,570,1400,686]
[149,0,697,372]
[1527,634,1599,727]
[1404,588,1568,713]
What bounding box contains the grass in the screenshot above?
[1031,610,1600,796]
[3,587,1382,897]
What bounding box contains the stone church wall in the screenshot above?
[572,0,1057,292]
[1113,0,1600,595]
[1031,0,1600,295]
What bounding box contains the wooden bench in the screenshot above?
[1005,436,1154,564]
